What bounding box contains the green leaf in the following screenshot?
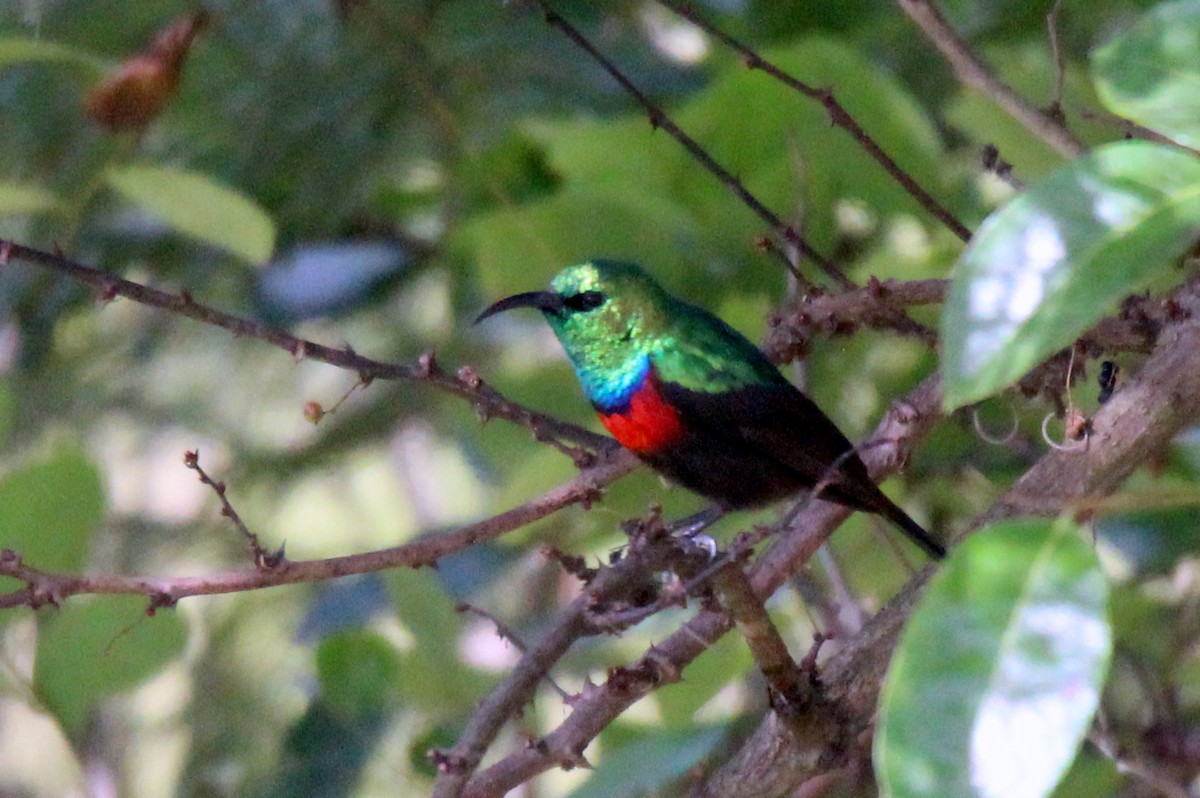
[456,185,701,299]
[876,518,1112,798]
[674,36,949,251]
[567,725,727,798]
[655,632,752,727]
[0,37,107,76]
[266,700,389,798]
[0,445,105,587]
[34,597,188,734]
[941,140,1200,410]
[1092,0,1200,149]
[944,42,1115,180]
[387,570,485,714]
[106,165,277,263]
[0,181,61,217]
[316,630,401,719]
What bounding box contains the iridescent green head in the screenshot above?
[477,260,780,406]
[478,260,670,359]
[475,261,674,403]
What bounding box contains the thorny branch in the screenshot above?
[183,450,283,569]
[446,376,946,798]
[658,0,973,244]
[896,0,1085,158]
[3,1,1193,793]
[532,1,854,289]
[0,239,614,458]
[0,447,638,609]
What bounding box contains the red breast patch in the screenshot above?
[598,374,686,453]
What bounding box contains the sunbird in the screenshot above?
[477,261,945,560]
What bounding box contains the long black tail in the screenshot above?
[875,494,945,560]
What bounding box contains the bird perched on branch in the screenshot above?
[477,260,944,560]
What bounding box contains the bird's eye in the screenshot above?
[564,290,605,312]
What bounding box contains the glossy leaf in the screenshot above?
[0,445,104,586]
[876,518,1111,798]
[35,597,188,734]
[941,140,1200,410]
[0,181,61,217]
[106,164,276,263]
[1092,0,1200,149]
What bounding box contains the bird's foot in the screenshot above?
[682,532,718,559]
[668,506,725,560]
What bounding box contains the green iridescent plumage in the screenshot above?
[477,260,945,560]
[544,262,782,406]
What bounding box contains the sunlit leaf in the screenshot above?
[1092,0,1200,149]
[35,597,188,734]
[106,164,276,263]
[0,37,107,75]
[941,140,1200,410]
[0,181,61,217]
[876,518,1111,798]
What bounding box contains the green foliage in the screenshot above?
[105,164,277,263]
[316,630,402,719]
[34,596,188,734]
[941,140,1200,409]
[0,1,1196,795]
[0,445,104,590]
[0,181,61,217]
[1092,0,1200,149]
[0,36,106,74]
[566,724,728,798]
[876,519,1111,798]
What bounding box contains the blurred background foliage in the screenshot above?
[0,0,1195,796]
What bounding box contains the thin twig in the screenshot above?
[1046,0,1066,112]
[1087,727,1193,798]
[457,604,571,699]
[532,1,853,289]
[896,0,1085,158]
[182,450,282,570]
[0,448,638,609]
[432,525,705,797]
[659,0,972,244]
[0,239,613,456]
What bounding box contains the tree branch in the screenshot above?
[658,0,973,244]
[0,447,638,609]
[896,0,1086,159]
[696,276,1200,797]
[530,1,852,289]
[457,376,945,797]
[0,239,614,457]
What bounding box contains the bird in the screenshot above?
[476,260,945,560]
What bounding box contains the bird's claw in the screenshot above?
[680,531,718,560]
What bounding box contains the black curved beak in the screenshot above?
[474,291,564,324]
